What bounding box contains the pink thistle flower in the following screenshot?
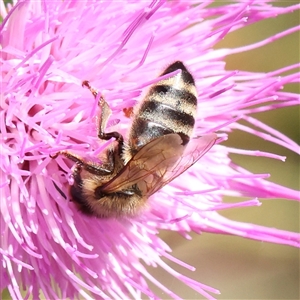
[1,0,299,299]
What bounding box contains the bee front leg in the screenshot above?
[50,151,85,164]
[51,150,113,176]
[82,80,124,155]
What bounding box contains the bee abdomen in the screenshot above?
[161,61,196,86]
[128,61,198,153]
[134,97,195,142]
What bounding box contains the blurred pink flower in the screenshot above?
[1,0,299,299]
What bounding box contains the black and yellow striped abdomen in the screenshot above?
[127,61,198,157]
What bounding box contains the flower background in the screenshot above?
[1,0,299,299]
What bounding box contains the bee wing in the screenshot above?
[101,133,217,195]
[143,133,217,196]
[101,133,185,192]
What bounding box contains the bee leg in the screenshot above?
[54,151,86,165]
[52,150,113,176]
[82,153,114,176]
[82,80,124,155]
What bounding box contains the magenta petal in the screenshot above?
[1,1,299,299]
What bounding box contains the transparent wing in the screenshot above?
[101,133,217,196]
[101,134,185,192]
[144,133,217,196]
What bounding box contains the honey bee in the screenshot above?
[52,61,217,218]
